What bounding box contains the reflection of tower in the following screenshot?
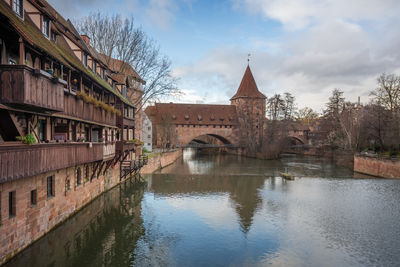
[231,65,266,152]
[229,176,265,234]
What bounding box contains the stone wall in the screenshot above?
[354,155,400,178]
[141,149,182,174]
[0,163,121,264]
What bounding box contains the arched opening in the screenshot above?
[187,134,232,147]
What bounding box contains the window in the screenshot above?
[148,127,151,131]
[9,191,16,218]
[38,119,46,142]
[76,168,82,186]
[47,176,55,198]
[13,0,23,17]
[101,69,105,79]
[30,190,37,206]
[83,53,88,66]
[51,31,57,42]
[85,165,89,182]
[65,178,71,192]
[42,16,50,37]
[93,61,97,74]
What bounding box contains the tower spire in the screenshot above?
[247,53,251,65]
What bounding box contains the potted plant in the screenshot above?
[45,68,54,75]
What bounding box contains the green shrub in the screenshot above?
[16,133,36,145]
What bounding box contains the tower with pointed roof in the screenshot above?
[231,65,266,151]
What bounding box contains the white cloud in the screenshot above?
[145,0,178,29]
[167,196,238,230]
[236,0,400,31]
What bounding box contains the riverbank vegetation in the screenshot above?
[258,73,400,159]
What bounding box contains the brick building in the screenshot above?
[145,65,266,151]
[0,0,145,263]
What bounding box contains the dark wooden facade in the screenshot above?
[0,65,65,112]
[116,140,136,155]
[0,142,104,183]
[62,94,116,126]
[116,114,135,129]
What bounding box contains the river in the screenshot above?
[5,149,400,267]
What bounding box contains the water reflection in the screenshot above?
[6,180,146,267]
[6,150,400,267]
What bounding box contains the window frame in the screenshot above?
[30,189,37,206]
[83,53,88,67]
[76,167,82,186]
[47,176,55,198]
[42,16,50,38]
[12,0,23,18]
[9,191,16,218]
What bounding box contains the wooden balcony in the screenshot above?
[116,140,136,155]
[0,142,105,183]
[62,94,116,126]
[116,115,135,129]
[0,65,65,112]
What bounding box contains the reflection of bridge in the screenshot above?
[181,143,240,149]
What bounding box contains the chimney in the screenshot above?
[81,35,90,46]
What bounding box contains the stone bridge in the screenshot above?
[176,125,239,146]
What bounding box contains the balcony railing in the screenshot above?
[62,94,116,126]
[0,142,105,183]
[116,140,136,155]
[0,65,65,112]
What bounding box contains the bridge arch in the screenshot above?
[176,125,237,147]
[287,135,305,145]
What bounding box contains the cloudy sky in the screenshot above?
[48,0,400,112]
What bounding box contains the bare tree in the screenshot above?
[296,107,319,124]
[283,92,296,120]
[267,94,285,120]
[370,73,400,111]
[76,12,180,110]
[157,115,175,150]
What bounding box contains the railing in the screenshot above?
[0,142,104,183]
[120,155,148,180]
[0,65,65,112]
[62,94,116,126]
[103,142,116,160]
[116,140,136,154]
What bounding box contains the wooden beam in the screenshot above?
[103,159,113,175]
[91,161,101,180]
[1,40,7,64]
[19,37,25,65]
[97,161,106,177]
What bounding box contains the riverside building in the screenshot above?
[0,0,146,263]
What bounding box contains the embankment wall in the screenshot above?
[0,164,121,264]
[354,155,400,178]
[141,149,183,174]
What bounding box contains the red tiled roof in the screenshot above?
[231,65,266,100]
[145,103,238,125]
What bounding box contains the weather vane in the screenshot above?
[247,53,251,65]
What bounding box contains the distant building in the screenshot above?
[145,65,266,151]
[142,112,152,152]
